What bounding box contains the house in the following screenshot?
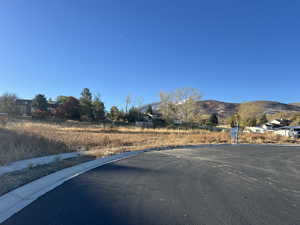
[269,119,290,126]
[262,118,290,131]
[244,118,292,134]
[15,99,32,116]
[262,123,282,130]
[47,101,59,113]
[274,126,300,138]
[15,99,59,116]
[243,126,266,134]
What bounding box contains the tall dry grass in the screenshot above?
[0,121,298,165]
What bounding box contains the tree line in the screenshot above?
[227,113,268,127]
[0,87,220,127]
[0,88,153,123]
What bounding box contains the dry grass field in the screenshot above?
[0,121,299,165]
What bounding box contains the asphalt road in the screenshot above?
[2,145,300,225]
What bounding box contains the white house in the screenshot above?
[274,126,300,138]
[262,119,290,131]
[243,127,266,134]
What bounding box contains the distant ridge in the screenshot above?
[141,100,300,119]
[289,102,300,107]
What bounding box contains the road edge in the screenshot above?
[1,143,299,224]
[0,150,146,224]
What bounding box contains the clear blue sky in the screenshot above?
[1,0,300,109]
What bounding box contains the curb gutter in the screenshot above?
[0,150,144,224]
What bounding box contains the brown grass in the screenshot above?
[0,156,95,196]
[0,121,299,165]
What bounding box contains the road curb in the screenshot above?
[0,150,144,224]
[0,152,82,176]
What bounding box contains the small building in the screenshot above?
[274,126,300,138]
[243,126,266,134]
[262,118,290,131]
[15,99,32,116]
[262,123,282,130]
[47,101,59,113]
[269,119,290,126]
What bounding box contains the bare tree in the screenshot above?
[134,96,144,121]
[159,92,177,123]
[125,94,132,113]
[174,88,201,123]
[0,93,19,116]
[159,88,202,124]
[134,96,144,108]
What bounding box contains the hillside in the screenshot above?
[195,100,239,118]
[142,100,300,119]
[238,101,300,118]
[289,103,300,107]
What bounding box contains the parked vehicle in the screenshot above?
[288,127,300,138]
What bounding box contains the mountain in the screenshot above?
[238,101,300,119]
[141,100,300,119]
[195,100,239,118]
[289,103,300,107]
[140,100,238,118]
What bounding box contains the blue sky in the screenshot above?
[0,0,300,109]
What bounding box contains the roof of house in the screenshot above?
[279,126,300,130]
[270,118,290,124]
[15,99,32,105]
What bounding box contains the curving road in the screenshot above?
[2,145,300,225]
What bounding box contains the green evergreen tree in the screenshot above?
[257,114,268,125]
[146,105,153,114]
[93,95,105,121]
[208,113,218,126]
[56,96,69,104]
[118,109,126,121]
[79,88,93,120]
[32,94,48,111]
[127,107,142,122]
[109,106,120,121]
[245,117,257,127]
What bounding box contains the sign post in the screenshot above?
[230,127,238,144]
[230,127,239,144]
[230,114,240,144]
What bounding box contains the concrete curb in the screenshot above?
[0,152,82,176]
[0,150,145,224]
